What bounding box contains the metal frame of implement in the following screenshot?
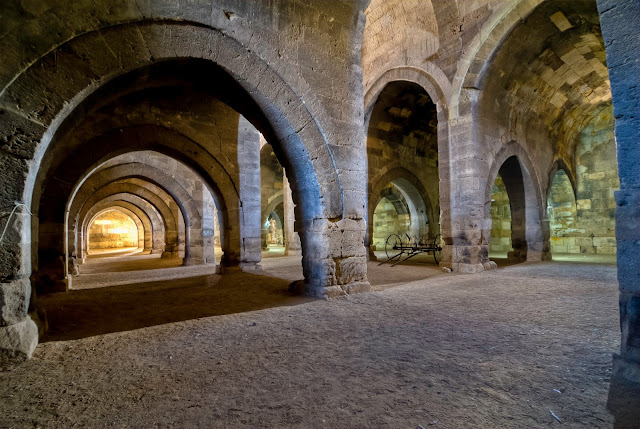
[379,233,443,266]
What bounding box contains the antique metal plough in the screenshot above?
[379,233,442,266]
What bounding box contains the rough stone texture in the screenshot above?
[548,170,579,254]
[596,0,640,425]
[371,193,411,251]
[366,81,439,258]
[489,175,512,255]
[81,194,165,261]
[0,0,374,361]
[574,108,618,255]
[283,171,302,257]
[237,116,262,269]
[0,315,38,365]
[87,210,140,250]
[0,4,632,410]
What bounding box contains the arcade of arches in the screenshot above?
[0,0,639,426]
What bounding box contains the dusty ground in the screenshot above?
[1,254,619,428]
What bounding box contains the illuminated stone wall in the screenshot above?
[88,211,139,250]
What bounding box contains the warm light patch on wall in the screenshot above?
[550,11,573,32]
[88,210,139,250]
[108,228,128,235]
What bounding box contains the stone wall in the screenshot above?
[372,196,410,250]
[596,0,640,420]
[367,80,440,253]
[489,175,512,255]
[546,107,618,255]
[88,211,139,250]
[548,170,579,253]
[574,107,618,254]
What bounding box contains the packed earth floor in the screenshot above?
[0,254,619,428]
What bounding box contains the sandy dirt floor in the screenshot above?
[1,254,619,428]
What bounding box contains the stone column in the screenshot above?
[596,1,640,425]
[202,189,216,265]
[440,107,489,273]
[237,115,262,271]
[0,206,38,364]
[283,170,301,256]
[183,180,205,266]
[161,201,180,259]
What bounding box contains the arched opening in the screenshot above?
[0,18,371,364]
[64,150,225,283]
[372,188,412,252]
[547,169,578,256]
[260,141,289,257]
[19,45,343,344]
[487,156,528,264]
[265,209,284,252]
[31,57,323,291]
[366,80,440,263]
[489,174,513,259]
[87,210,141,255]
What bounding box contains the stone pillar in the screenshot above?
[176,204,186,259]
[237,115,262,271]
[183,180,205,266]
[283,170,301,256]
[597,0,640,425]
[365,213,377,261]
[440,108,489,273]
[202,189,216,265]
[0,207,38,364]
[161,201,180,259]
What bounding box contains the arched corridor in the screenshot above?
[1,0,639,427]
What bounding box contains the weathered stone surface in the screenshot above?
[0,317,38,365]
[0,278,31,326]
[597,0,640,413]
[0,0,633,379]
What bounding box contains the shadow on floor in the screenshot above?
[38,271,316,342]
[80,252,183,275]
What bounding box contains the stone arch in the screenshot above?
[77,182,180,261]
[67,162,204,267]
[3,21,355,300]
[369,167,435,233]
[57,126,235,267]
[80,194,165,263]
[0,10,372,364]
[16,21,341,218]
[546,168,579,256]
[368,167,434,259]
[262,193,285,227]
[364,74,445,258]
[547,159,577,203]
[85,207,145,253]
[261,192,285,251]
[82,199,156,261]
[484,142,549,263]
[364,66,451,118]
[449,1,544,119]
[378,187,411,216]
